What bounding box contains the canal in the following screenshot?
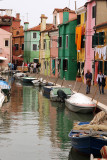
[0,76,94,160]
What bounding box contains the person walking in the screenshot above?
[85,70,92,94]
[97,70,106,94]
[33,62,37,73]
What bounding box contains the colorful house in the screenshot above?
[84,0,96,83]
[58,15,77,80]
[24,23,40,63]
[92,0,107,88]
[12,25,24,66]
[0,28,12,70]
[39,14,53,76]
[49,7,76,78]
[75,6,86,79]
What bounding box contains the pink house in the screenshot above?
[85,0,96,83]
[49,7,76,78]
[0,28,12,70]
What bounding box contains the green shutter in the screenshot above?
[99,32,105,45]
[92,33,98,48]
[52,59,55,75]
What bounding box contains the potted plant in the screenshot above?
[76,72,82,82]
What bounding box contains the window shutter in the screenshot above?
[77,15,80,25]
[98,61,103,72]
[99,32,105,45]
[92,6,96,18]
[81,35,85,48]
[92,33,98,48]
[63,59,68,71]
[104,61,107,75]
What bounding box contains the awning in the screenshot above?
[13,55,23,61]
[0,56,7,60]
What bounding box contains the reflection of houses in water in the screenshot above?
[23,86,39,112]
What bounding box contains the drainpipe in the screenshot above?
[10,34,12,72]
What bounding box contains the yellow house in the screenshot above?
[93,22,107,89]
[75,6,86,78]
[39,14,53,76]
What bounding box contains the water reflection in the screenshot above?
[0,78,94,160]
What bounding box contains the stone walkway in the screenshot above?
[29,73,107,107]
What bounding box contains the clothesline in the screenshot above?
[95,45,107,60]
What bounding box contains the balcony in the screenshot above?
[0,17,12,26]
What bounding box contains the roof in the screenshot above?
[41,24,54,32]
[94,21,107,29]
[58,16,77,27]
[53,7,75,13]
[85,0,107,6]
[27,24,41,31]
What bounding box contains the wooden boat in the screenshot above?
[0,80,11,97]
[69,122,107,156]
[50,88,73,102]
[21,77,36,83]
[0,89,5,108]
[65,93,96,113]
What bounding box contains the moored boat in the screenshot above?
[32,79,40,87]
[0,89,5,108]
[21,77,36,83]
[42,85,61,97]
[13,72,27,80]
[50,88,73,102]
[65,93,96,113]
[0,80,11,97]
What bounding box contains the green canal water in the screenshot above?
[0,77,94,160]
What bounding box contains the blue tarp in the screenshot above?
[0,80,11,89]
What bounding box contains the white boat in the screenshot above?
[0,89,5,108]
[32,79,40,87]
[13,72,27,80]
[65,93,96,113]
[50,87,73,102]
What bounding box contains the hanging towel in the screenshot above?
[75,26,82,51]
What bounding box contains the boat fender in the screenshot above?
[57,89,67,102]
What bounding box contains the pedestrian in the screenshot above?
[8,61,11,70]
[36,62,40,74]
[85,69,92,94]
[30,63,33,74]
[33,62,37,73]
[97,70,106,94]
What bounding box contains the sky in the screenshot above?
[0,0,87,28]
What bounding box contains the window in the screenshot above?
[92,6,96,18]
[77,15,81,25]
[99,32,105,45]
[81,35,85,48]
[15,44,19,50]
[104,61,107,75]
[5,40,9,47]
[16,31,19,35]
[66,35,68,48]
[33,33,37,38]
[59,36,62,48]
[92,33,98,48]
[22,44,24,50]
[44,39,46,50]
[54,16,56,25]
[63,59,68,71]
[33,44,37,51]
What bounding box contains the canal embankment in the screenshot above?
[28,73,107,112]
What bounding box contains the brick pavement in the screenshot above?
[29,73,107,106]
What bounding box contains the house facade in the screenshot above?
[39,14,53,76]
[58,18,77,80]
[84,0,96,84]
[12,25,24,65]
[75,6,86,79]
[0,28,12,70]
[24,23,40,63]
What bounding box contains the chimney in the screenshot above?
[40,14,48,31]
[24,22,29,31]
[16,13,20,19]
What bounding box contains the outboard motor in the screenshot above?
[57,89,67,102]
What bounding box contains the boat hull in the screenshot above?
[69,132,107,156]
[0,91,5,108]
[65,100,95,113]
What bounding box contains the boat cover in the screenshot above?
[53,88,72,95]
[67,93,95,105]
[0,80,11,89]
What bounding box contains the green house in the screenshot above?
[24,22,40,63]
[58,17,77,80]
